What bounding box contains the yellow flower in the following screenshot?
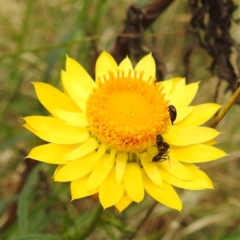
[23,52,226,212]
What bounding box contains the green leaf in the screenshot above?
[17,164,42,236]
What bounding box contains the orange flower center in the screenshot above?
[86,70,170,153]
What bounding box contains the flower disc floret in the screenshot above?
[86,70,170,153]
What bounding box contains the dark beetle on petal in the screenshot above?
[168,105,177,125]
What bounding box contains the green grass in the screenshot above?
[1,0,240,239]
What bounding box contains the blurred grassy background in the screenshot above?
[1,0,240,239]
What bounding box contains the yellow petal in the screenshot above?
[118,56,133,73]
[61,71,89,102]
[96,51,118,81]
[110,148,117,161]
[71,174,98,200]
[62,137,99,161]
[23,123,35,133]
[158,164,213,190]
[171,144,227,163]
[177,103,221,127]
[86,153,115,190]
[158,153,194,181]
[27,143,76,164]
[170,77,186,91]
[115,192,132,213]
[66,56,95,93]
[204,139,217,145]
[123,163,144,203]
[54,152,98,182]
[140,152,163,186]
[161,79,173,96]
[134,53,156,82]
[23,116,90,144]
[169,82,199,108]
[143,171,182,211]
[182,163,214,189]
[53,165,64,176]
[99,168,125,209]
[158,168,202,190]
[33,82,79,114]
[96,142,108,159]
[61,72,87,112]
[116,152,128,184]
[163,126,220,146]
[174,107,193,123]
[51,109,88,127]
[147,145,158,156]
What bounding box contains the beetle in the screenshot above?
[168,105,177,125]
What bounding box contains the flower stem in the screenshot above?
[127,201,158,240]
[211,82,240,128]
[78,202,103,239]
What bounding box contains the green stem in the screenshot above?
[127,201,158,240]
[78,202,103,239]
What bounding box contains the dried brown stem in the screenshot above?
[188,0,239,99]
[211,81,240,128]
